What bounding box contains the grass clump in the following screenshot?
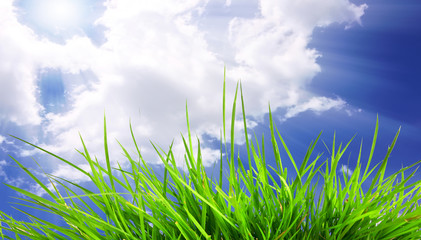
[1,73,421,239]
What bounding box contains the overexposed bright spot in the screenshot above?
[32,0,83,31]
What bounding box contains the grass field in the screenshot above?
[1,72,421,239]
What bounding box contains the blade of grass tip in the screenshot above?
[162,146,170,200]
[234,151,244,194]
[5,185,77,219]
[115,160,133,194]
[227,81,239,198]
[181,135,197,172]
[275,125,302,186]
[251,121,261,160]
[363,116,378,183]
[368,125,400,196]
[230,81,239,162]
[103,114,115,192]
[19,206,103,240]
[78,134,101,184]
[299,132,322,176]
[116,140,141,196]
[261,133,269,186]
[331,131,336,166]
[31,159,80,216]
[34,163,64,205]
[129,119,144,165]
[350,140,363,193]
[247,137,258,193]
[333,135,355,175]
[330,136,355,206]
[196,138,203,173]
[48,177,104,220]
[8,156,58,201]
[219,129,223,189]
[2,212,60,239]
[379,126,401,186]
[96,157,130,192]
[130,122,160,201]
[128,119,143,183]
[223,66,226,143]
[8,135,92,179]
[220,69,229,193]
[328,131,337,188]
[186,100,194,159]
[268,104,283,174]
[240,82,252,172]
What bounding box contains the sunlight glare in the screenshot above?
[33,0,83,31]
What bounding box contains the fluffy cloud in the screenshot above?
[227,0,366,118]
[0,0,101,127]
[283,96,346,120]
[50,163,92,183]
[340,164,354,178]
[41,0,224,170]
[259,0,367,31]
[0,0,367,183]
[0,0,43,126]
[0,135,13,151]
[0,159,25,187]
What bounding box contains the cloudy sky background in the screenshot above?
[1,0,420,227]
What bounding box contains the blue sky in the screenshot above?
[0,0,420,230]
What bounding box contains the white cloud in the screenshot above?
[0,0,367,183]
[0,0,43,126]
[50,163,92,183]
[226,0,366,119]
[259,0,367,31]
[0,159,25,187]
[0,135,13,151]
[0,0,100,126]
[28,182,57,197]
[340,164,354,177]
[345,107,363,116]
[283,96,346,120]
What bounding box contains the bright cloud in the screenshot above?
[30,0,83,31]
[340,164,354,178]
[227,0,366,119]
[0,159,25,187]
[259,0,367,31]
[50,163,92,183]
[0,0,43,126]
[0,0,99,126]
[283,96,347,120]
[0,0,367,183]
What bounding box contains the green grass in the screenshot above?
[1,71,421,239]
